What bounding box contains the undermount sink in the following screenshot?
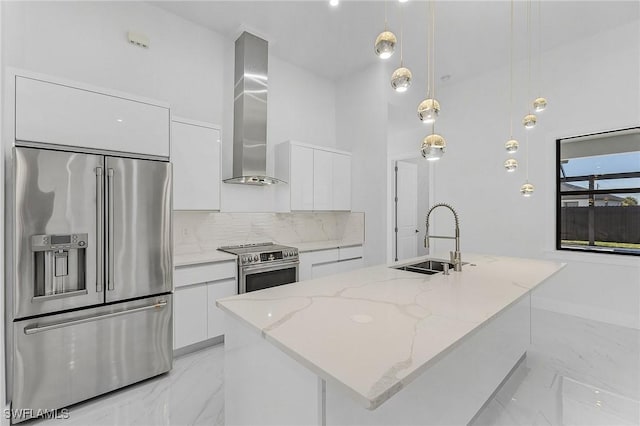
[393,259,456,275]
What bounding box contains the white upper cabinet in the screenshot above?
[171,118,221,210]
[289,145,314,211]
[332,153,352,211]
[276,141,352,212]
[313,149,333,211]
[14,74,170,157]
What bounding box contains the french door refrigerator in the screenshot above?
[8,146,173,423]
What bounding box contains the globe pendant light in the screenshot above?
[505,139,519,154]
[504,158,518,172]
[391,67,412,92]
[391,2,412,92]
[375,31,397,59]
[418,0,440,124]
[533,97,547,112]
[418,99,440,123]
[522,113,537,129]
[421,129,446,161]
[520,182,534,196]
[374,2,397,59]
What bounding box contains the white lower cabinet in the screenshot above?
[207,279,237,339]
[299,245,364,281]
[173,260,237,351]
[174,284,208,349]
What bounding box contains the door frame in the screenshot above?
[386,152,436,264]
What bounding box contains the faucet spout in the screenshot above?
[424,203,462,272]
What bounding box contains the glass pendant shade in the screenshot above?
[391,67,412,92]
[504,158,518,172]
[522,113,537,129]
[421,133,446,161]
[374,31,397,59]
[520,182,535,197]
[417,98,440,123]
[533,97,547,112]
[505,139,519,154]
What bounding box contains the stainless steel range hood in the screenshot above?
[224,32,283,185]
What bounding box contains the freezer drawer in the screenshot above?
[11,295,172,423]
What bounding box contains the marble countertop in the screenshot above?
[174,240,363,267]
[216,253,565,410]
[292,240,362,253]
[174,250,237,267]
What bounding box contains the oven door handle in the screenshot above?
[241,260,299,274]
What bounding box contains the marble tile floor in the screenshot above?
[35,345,225,426]
[32,308,639,426]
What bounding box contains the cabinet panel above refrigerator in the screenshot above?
[15,75,170,158]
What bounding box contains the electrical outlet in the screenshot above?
[182,228,189,237]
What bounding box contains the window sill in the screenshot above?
[543,249,640,267]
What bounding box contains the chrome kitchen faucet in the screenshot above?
[424,203,462,272]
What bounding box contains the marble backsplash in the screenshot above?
[173,211,365,256]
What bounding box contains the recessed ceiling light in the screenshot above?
[329,0,339,7]
[398,0,409,3]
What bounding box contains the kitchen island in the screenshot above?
[217,254,565,425]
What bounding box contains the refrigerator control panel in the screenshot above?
[31,233,88,251]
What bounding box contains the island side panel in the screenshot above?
[224,313,323,426]
[325,295,531,426]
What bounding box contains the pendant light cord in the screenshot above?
[526,0,532,113]
[431,0,436,100]
[399,3,404,66]
[537,0,543,97]
[509,0,514,138]
[426,0,430,97]
[384,0,388,30]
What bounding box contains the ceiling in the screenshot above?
[153,1,639,84]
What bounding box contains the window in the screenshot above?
[556,127,640,256]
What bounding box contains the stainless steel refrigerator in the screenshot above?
[7,146,173,422]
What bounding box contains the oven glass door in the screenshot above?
[242,263,298,293]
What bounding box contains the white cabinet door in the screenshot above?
[332,153,351,211]
[290,145,314,211]
[207,279,237,339]
[171,120,221,210]
[313,149,333,210]
[174,284,208,349]
[15,76,170,157]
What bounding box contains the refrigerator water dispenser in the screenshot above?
[31,233,88,300]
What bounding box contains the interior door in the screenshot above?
[395,160,419,261]
[13,147,104,319]
[105,157,172,302]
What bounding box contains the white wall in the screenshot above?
[1,0,337,213]
[386,20,640,328]
[336,64,388,266]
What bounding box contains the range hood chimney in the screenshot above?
[224,32,283,185]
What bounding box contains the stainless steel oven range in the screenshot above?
[218,243,299,293]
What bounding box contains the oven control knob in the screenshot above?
[253,255,259,262]
[244,256,250,264]
[284,252,288,258]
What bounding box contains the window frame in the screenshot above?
[555,126,640,257]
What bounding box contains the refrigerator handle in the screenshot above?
[107,168,115,291]
[23,300,168,335]
[96,167,104,293]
